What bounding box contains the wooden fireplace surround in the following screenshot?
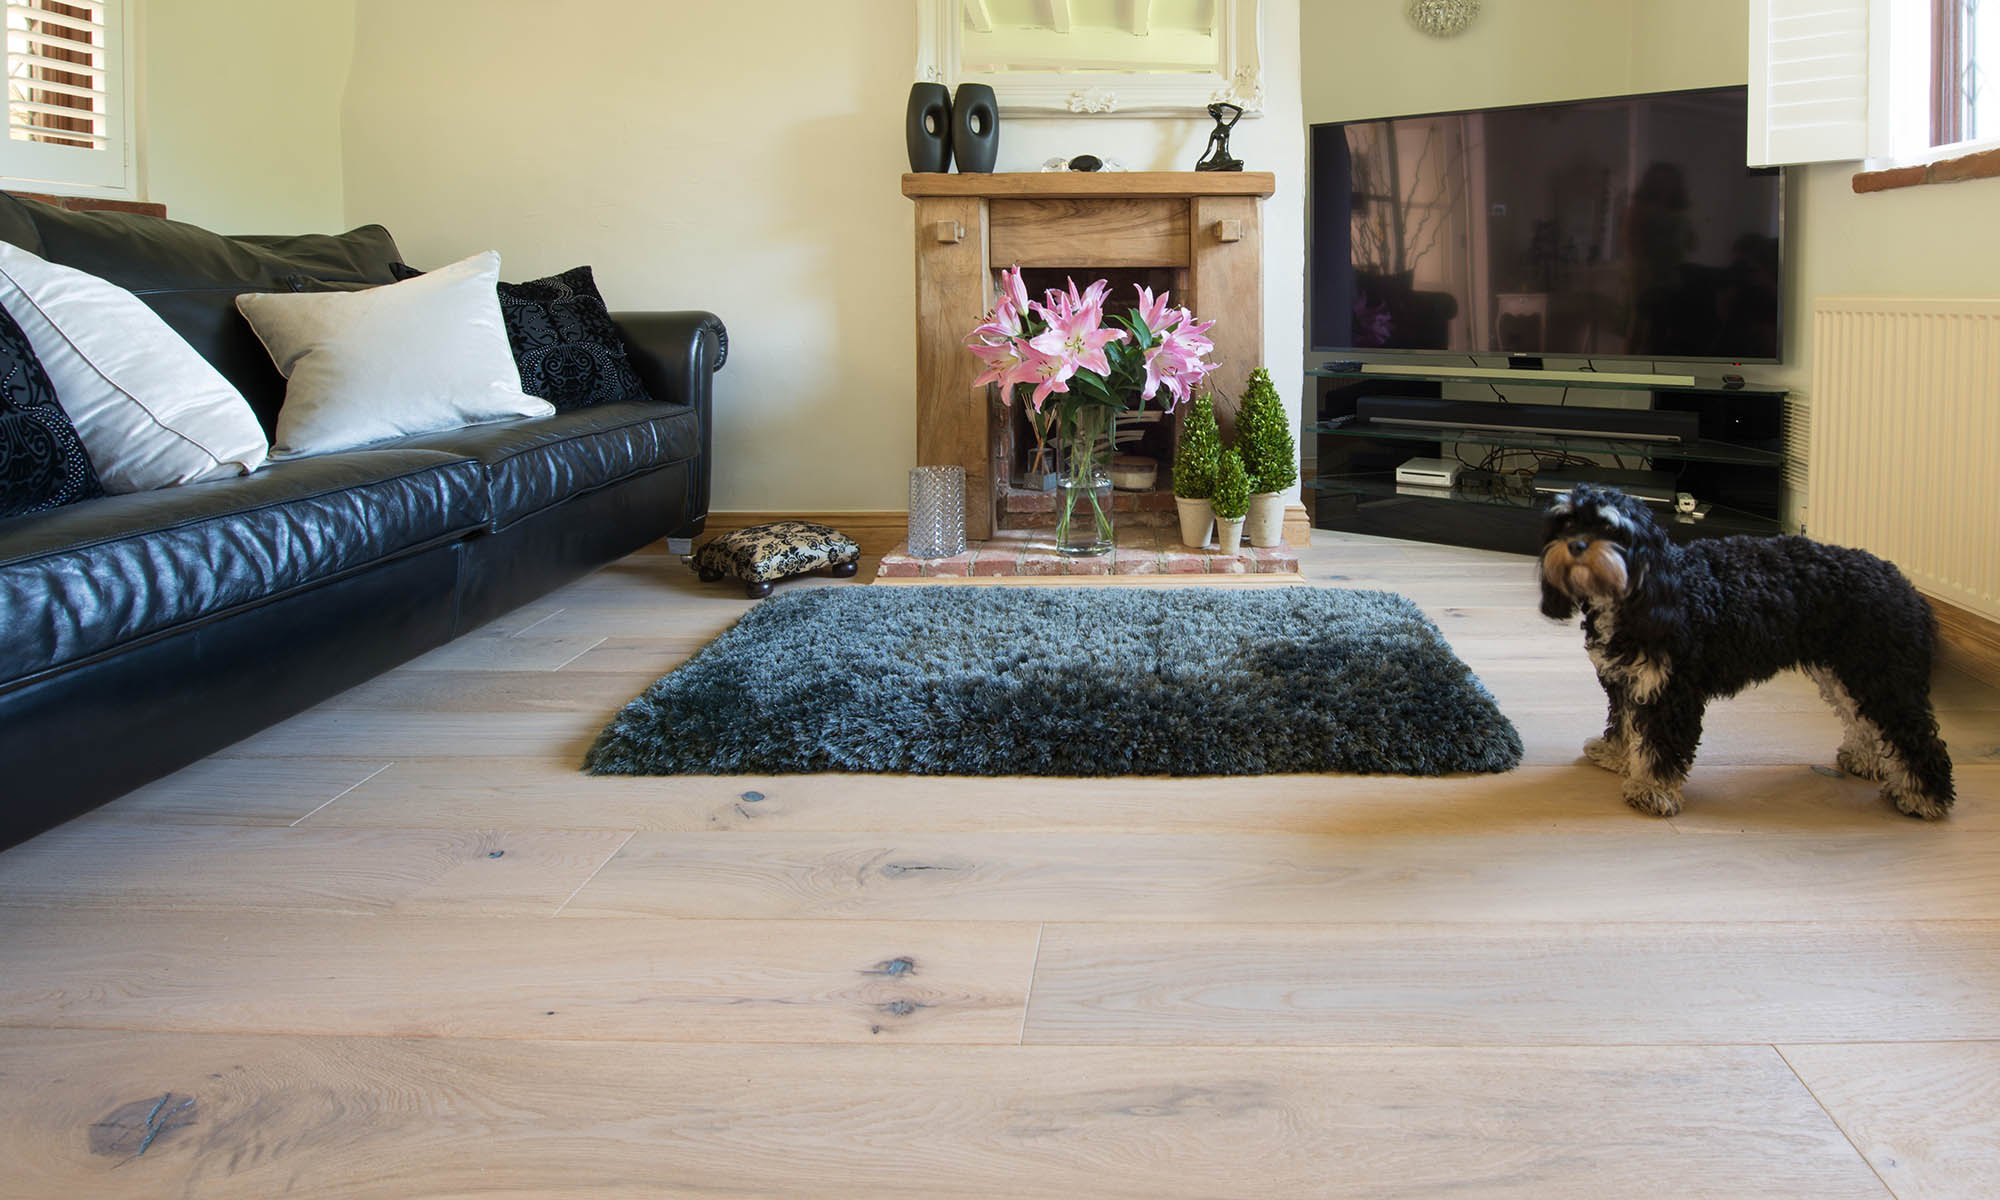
[904,171,1275,540]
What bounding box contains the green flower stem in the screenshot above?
[1055,405,1115,554]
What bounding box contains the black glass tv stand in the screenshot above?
[1307,364,1790,554]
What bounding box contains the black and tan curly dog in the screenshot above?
[1539,484,1954,819]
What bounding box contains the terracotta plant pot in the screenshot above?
[1174,496,1214,548]
[1245,491,1285,547]
[1215,515,1246,555]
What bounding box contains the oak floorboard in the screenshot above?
[1781,1041,2000,1200]
[216,711,606,760]
[0,910,1038,1045]
[0,824,632,916]
[392,631,606,672]
[556,828,2000,924]
[87,757,392,826]
[0,1032,1884,1200]
[313,667,666,714]
[287,759,2000,834]
[1022,921,2000,1046]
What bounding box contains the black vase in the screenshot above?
[951,83,999,173]
[905,82,953,173]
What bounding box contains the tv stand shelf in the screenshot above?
[1309,364,1787,396]
[1312,415,1785,467]
[1309,365,1789,553]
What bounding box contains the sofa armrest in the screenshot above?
[610,310,726,538]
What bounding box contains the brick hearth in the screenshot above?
[876,524,1299,579]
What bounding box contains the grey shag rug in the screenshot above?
[584,586,1521,777]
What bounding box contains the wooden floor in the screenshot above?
[2,530,1997,1198]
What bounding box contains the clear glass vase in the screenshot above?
[1055,406,1115,556]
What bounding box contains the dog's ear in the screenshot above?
[1617,506,1682,644]
[1540,573,1576,621]
[1539,495,1573,547]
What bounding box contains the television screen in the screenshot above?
[1310,86,1782,363]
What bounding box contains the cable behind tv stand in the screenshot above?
[1307,364,1790,553]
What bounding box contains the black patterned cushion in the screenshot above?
[496,266,647,412]
[0,300,102,519]
[693,521,861,583]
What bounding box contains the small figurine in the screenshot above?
[1195,102,1244,172]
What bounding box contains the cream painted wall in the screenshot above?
[338,0,1304,515]
[139,0,353,233]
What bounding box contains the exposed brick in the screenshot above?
[1251,546,1301,572]
[1018,554,1068,576]
[971,553,1021,576]
[1065,556,1116,575]
[876,558,923,578]
[1136,490,1176,512]
[1006,488,1056,514]
[1928,146,2000,184]
[1162,550,1208,574]
[925,557,972,577]
[1852,164,1927,193]
[1211,555,1250,574]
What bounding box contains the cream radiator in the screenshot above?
[1811,297,2000,621]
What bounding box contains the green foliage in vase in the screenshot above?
[1172,388,1222,500]
[1212,448,1251,521]
[1234,367,1298,493]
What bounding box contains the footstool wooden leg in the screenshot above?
[829,561,859,579]
[699,567,724,583]
[745,580,774,599]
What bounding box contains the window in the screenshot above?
[1752,0,2000,180]
[2,0,131,195]
[1933,0,1994,144]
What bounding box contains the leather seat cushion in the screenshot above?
[0,449,487,684]
[393,399,699,529]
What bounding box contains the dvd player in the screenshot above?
[1352,396,1698,444]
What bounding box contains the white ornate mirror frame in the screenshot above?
[915,0,1264,118]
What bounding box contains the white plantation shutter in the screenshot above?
[3,0,129,193]
[1749,0,1874,164]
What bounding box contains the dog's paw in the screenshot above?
[1836,745,1887,782]
[1886,785,1951,821]
[1583,737,1628,774]
[1621,778,1683,817]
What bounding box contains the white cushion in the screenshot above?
[0,242,269,493]
[235,250,553,458]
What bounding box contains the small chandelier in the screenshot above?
[1407,0,1482,38]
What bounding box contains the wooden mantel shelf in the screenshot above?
[901,171,1275,200]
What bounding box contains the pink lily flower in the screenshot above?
[1000,265,1032,317]
[1022,343,1076,411]
[1132,285,1176,338]
[1138,342,1176,402]
[1029,278,1128,379]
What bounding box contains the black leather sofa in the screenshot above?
[0,195,723,847]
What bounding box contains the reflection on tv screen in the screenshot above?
[1310,86,1782,363]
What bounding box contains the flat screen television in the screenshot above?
[1310,85,1783,364]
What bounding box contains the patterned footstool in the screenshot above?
[690,520,861,598]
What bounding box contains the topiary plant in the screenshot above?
[1233,367,1298,493]
[1211,448,1251,521]
[1172,388,1222,499]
